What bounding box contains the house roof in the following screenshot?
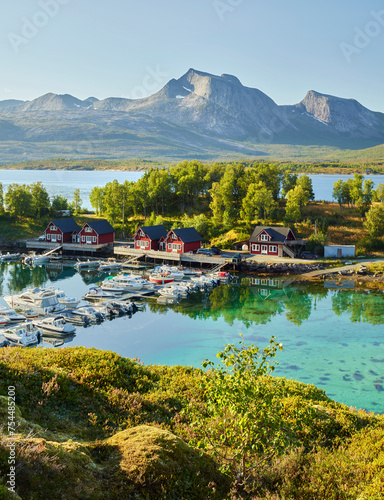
[137,225,168,240]
[83,219,115,235]
[250,226,295,243]
[49,219,81,233]
[170,227,202,243]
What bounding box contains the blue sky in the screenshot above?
[1,0,383,111]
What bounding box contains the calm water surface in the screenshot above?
[0,170,142,209]
[1,261,383,414]
[2,169,384,204]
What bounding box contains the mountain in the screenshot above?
[0,69,383,162]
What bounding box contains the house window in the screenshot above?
[260,234,268,241]
[46,234,50,241]
[57,235,62,241]
[82,236,85,242]
[270,245,277,253]
[85,227,92,233]
[168,243,172,250]
[50,225,56,231]
[93,236,96,243]
[178,244,181,250]
[172,233,177,239]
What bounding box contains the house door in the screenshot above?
[86,236,92,244]
[261,245,267,255]
[51,235,57,243]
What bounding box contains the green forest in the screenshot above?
[2,160,384,253]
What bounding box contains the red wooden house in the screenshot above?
[249,226,297,258]
[78,219,115,246]
[44,219,81,244]
[164,227,202,254]
[133,225,168,251]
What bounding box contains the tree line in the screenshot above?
[89,161,316,228]
[0,182,82,218]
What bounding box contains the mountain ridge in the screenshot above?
[0,68,383,162]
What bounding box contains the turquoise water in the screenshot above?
[1,262,383,413]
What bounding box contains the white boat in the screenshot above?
[47,288,80,308]
[23,254,50,265]
[2,321,42,347]
[158,288,181,300]
[83,286,118,300]
[21,309,40,319]
[0,307,26,323]
[208,271,232,282]
[190,275,219,287]
[158,283,190,297]
[33,315,76,336]
[99,280,125,294]
[0,315,8,326]
[98,260,121,272]
[0,252,20,262]
[150,266,184,280]
[102,300,135,315]
[3,288,66,315]
[108,275,146,291]
[74,259,101,271]
[0,334,11,347]
[71,306,105,322]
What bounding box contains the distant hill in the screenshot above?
[0,68,383,163]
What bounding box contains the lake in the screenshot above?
[0,170,143,210]
[1,261,383,414]
[1,169,384,206]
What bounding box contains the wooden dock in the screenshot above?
[113,246,238,269]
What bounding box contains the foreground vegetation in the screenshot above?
[0,343,383,499]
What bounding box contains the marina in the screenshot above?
[0,259,382,413]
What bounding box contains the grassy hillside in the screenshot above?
[0,346,383,499]
[0,141,383,168]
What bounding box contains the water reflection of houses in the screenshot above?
[248,277,294,301]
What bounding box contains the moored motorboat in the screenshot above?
[150,266,184,280]
[149,274,175,285]
[83,286,119,300]
[99,280,125,294]
[4,288,66,315]
[51,288,80,308]
[98,259,122,272]
[0,307,26,323]
[71,306,105,323]
[0,315,8,326]
[0,334,11,347]
[0,252,20,262]
[2,321,42,347]
[33,315,76,336]
[74,259,101,271]
[23,254,50,266]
